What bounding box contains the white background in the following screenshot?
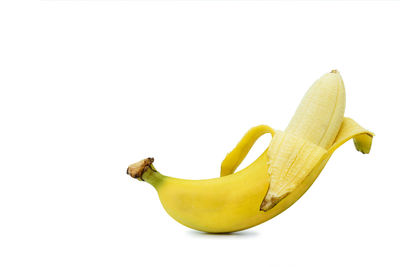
[1,1,399,266]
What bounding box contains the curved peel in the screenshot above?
[329,117,374,154]
[220,125,275,176]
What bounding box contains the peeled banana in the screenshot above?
[127,70,373,233]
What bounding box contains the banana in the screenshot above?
[127,70,374,233]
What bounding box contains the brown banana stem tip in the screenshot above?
[127,157,154,181]
[259,192,290,212]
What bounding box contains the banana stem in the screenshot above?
[127,158,154,180]
[127,158,164,187]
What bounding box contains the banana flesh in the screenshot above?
[261,132,327,210]
[285,70,346,149]
[259,70,346,211]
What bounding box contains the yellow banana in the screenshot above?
[127,70,374,233]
